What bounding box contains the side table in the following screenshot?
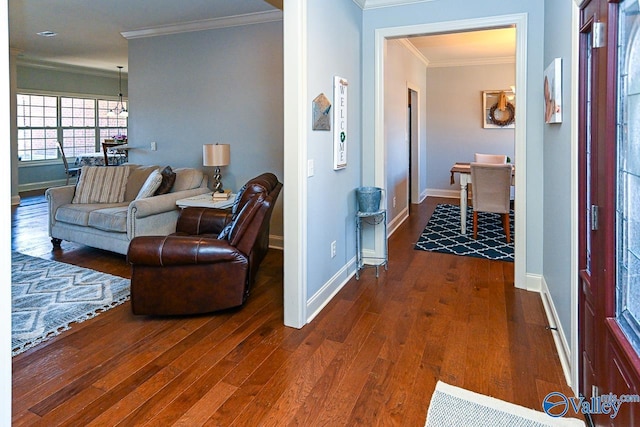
[355,209,388,279]
[175,192,236,209]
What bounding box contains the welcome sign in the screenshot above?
[333,76,348,170]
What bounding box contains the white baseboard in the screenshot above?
[306,256,357,323]
[18,179,74,192]
[387,207,408,237]
[416,188,429,204]
[525,273,542,292]
[269,234,284,250]
[425,188,459,199]
[540,276,573,387]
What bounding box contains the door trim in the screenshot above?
[282,0,308,328]
[374,13,528,288]
[407,83,421,204]
[570,0,580,393]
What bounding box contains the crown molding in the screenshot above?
[15,57,125,79]
[122,10,283,40]
[398,39,430,67]
[354,0,437,10]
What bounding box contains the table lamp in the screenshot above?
[203,143,230,193]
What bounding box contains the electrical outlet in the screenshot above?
[393,197,396,208]
[331,241,336,258]
[150,141,157,151]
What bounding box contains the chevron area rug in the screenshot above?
[425,381,585,427]
[11,252,130,356]
[414,203,514,261]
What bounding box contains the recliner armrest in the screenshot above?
[127,235,245,267]
[175,207,233,236]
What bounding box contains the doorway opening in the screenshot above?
[373,14,528,289]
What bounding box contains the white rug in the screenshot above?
[12,252,130,356]
[426,381,585,427]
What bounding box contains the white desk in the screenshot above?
[176,192,236,209]
[450,162,514,234]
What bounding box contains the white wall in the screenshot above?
[384,39,428,223]
[2,0,13,421]
[543,0,576,384]
[128,21,284,237]
[305,0,362,306]
[426,63,515,193]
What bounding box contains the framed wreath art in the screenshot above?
[482,90,516,129]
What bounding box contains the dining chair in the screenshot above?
[102,140,127,166]
[470,162,512,243]
[56,140,80,185]
[474,153,508,164]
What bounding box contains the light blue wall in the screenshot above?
[363,0,545,275]
[305,0,362,299]
[384,39,428,220]
[17,65,126,97]
[426,63,515,192]
[15,64,125,190]
[128,21,284,237]
[543,0,574,345]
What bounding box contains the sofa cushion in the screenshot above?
[155,166,176,195]
[72,166,130,204]
[124,165,159,201]
[88,206,129,232]
[171,168,204,192]
[135,168,163,200]
[55,202,128,227]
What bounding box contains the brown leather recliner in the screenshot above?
[127,173,282,315]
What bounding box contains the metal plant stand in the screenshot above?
[355,209,388,280]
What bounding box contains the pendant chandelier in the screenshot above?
[107,66,129,118]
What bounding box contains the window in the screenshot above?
[616,0,640,354]
[16,93,127,162]
[16,94,58,161]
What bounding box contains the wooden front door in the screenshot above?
[578,0,640,425]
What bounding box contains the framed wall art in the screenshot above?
[483,90,516,129]
[544,57,562,123]
[333,76,348,170]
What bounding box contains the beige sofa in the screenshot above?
[46,164,209,255]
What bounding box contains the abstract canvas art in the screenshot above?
[544,57,562,123]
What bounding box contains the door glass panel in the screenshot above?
[616,0,640,354]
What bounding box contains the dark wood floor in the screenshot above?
[12,194,574,426]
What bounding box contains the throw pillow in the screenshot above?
[135,169,163,200]
[154,165,176,195]
[72,166,130,204]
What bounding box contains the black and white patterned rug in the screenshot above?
[414,204,514,262]
[11,252,130,356]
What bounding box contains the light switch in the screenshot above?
[308,159,314,177]
[150,141,157,151]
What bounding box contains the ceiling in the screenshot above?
[8,0,280,73]
[9,1,514,74]
[406,27,516,67]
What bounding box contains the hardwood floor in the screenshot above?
[12,194,574,426]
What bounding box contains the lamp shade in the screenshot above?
[203,143,230,167]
